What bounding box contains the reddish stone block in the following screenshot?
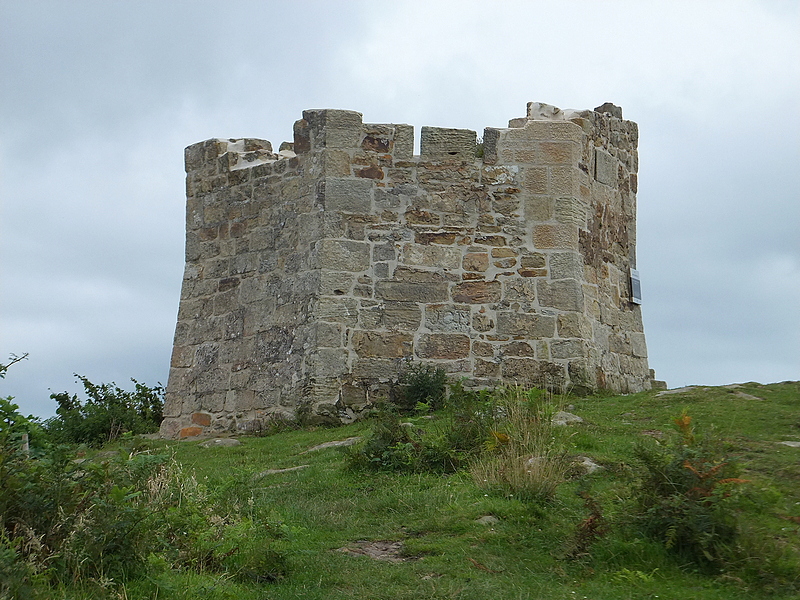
[191,412,212,427]
[179,426,203,438]
[415,231,457,245]
[452,281,502,304]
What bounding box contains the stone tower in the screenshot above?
[160,102,656,439]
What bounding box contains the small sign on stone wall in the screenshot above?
[630,269,642,304]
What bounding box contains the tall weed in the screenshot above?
[471,386,571,503]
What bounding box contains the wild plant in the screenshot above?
[633,414,749,568]
[471,386,570,503]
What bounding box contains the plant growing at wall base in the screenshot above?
[471,386,570,503]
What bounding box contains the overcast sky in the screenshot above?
[1,0,798,418]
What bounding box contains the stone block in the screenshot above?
[631,332,648,358]
[415,231,457,245]
[474,235,507,247]
[503,279,537,304]
[394,124,414,160]
[315,322,343,347]
[179,426,203,438]
[538,279,584,311]
[303,109,363,149]
[319,271,354,296]
[310,348,349,377]
[520,253,546,268]
[549,252,584,280]
[171,345,194,368]
[322,178,373,213]
[496,312,555,337]
[533,224,578,249]
[340,383,368,409]
[352,358,401,379]
[403,243,461,270]
[425,303,471,332]
[383,302,423,330]
[472,311,495,332]
[393,267,450,283]
[316,239,371,271]
[550,339,585,359]
[452,281,502,304]
[353,330,413,358]
[472,340,494,357]
[555,197,587,226]
[416,333,471,359]
[595,149,617,186]
[463,252,489,272]
[502,341,535,357]
[376,281,449,303]
[474,359,500,378]
[191,412,212,427]
[420,126,477,160]
[501,358,538,384]
[316,297,358,325]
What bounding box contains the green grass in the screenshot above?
[57,382,800,598]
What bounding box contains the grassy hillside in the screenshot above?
[7,381,800,599]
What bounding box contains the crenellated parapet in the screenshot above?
[160,102,658,439]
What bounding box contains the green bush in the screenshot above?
[395,363,448,413]
[0,441,288,593]
[45,375,164,446]
[633,414,748,568]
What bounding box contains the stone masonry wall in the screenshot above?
[160,102,655,439]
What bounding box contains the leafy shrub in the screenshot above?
[395,363,448,413]
[0,441,288,593]
[349,381,495,473]
[45,375,164,446]
[633,414,748,568]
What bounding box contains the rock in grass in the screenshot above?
[552,411,583,426]
[199,438,241,448]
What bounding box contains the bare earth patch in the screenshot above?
[336,540,409,563]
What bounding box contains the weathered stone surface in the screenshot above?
[463,252,489,272]
[452,281,502,304]
[179,427,203,438]
[595,149,617,186]
[420,126,477,159]
[191,412,212,427]
[403,243,461,270]
[163,102,652,436]
[538,279,584,311]
[317,239,371,271]
[376,281,449,303]
[199,438,242,448]
[425,304,471,332]
[416,333,470,359]
[323,178,373,213]
[496,312,556,337]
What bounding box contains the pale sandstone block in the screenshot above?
[420,126,477,159]
[323,178,373,213]
[496,312,556,337]
[533,224,578,249]
[425,304,471,332]
[416,333,471,360]
[316,239,371,271]
[595,149,617,186]
[538,279,584,312]
[376,281,449,303]
[403,243,462,270]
